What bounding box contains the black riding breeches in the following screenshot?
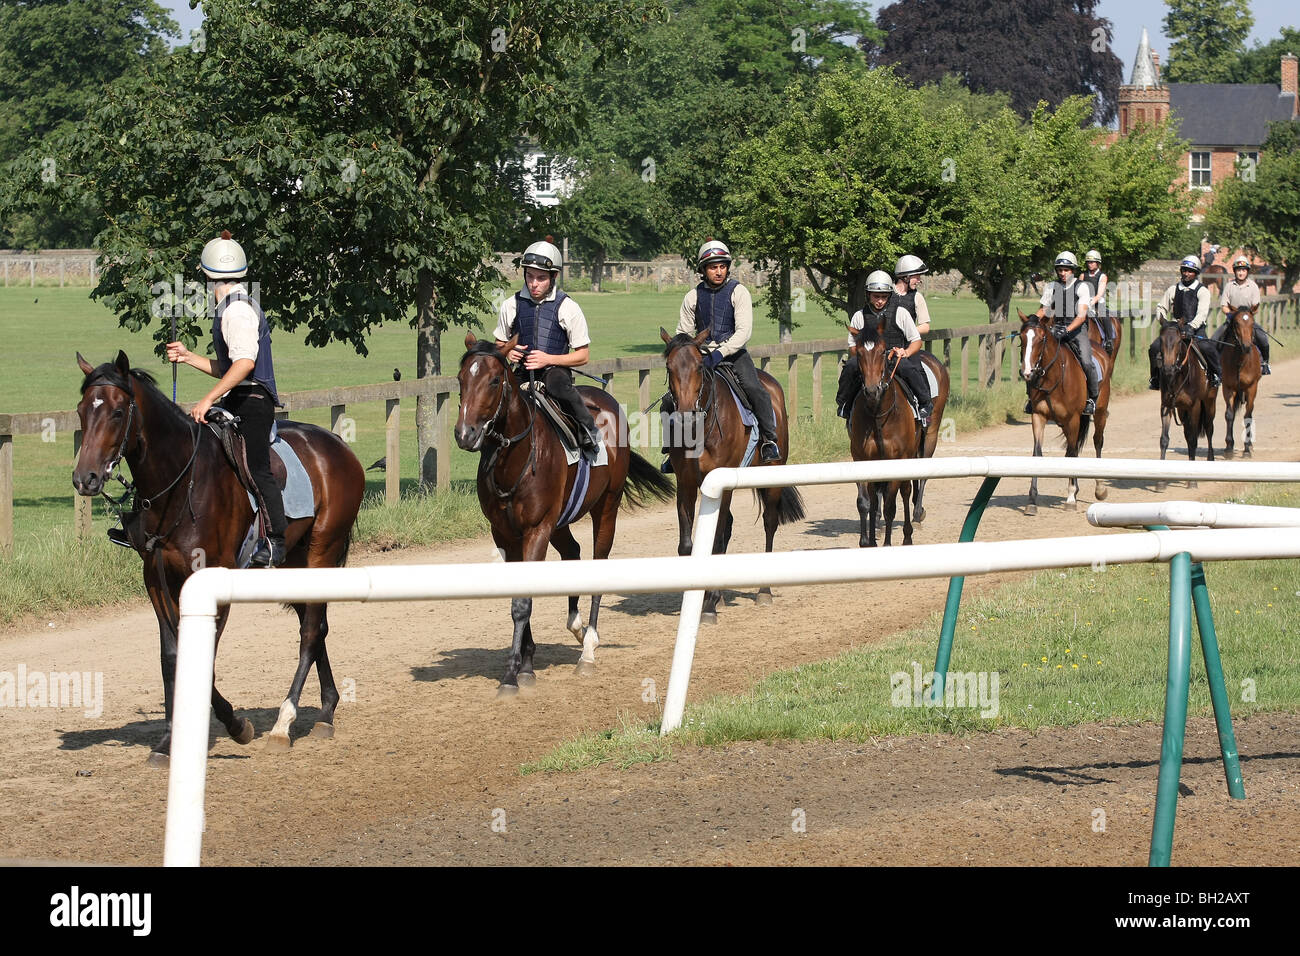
[220,384,287,537]
[726,350,778,442]
[1064,328,1100,399]
[838,355,931,413]
[541,366,598,434]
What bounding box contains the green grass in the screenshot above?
[522,483,1300,774]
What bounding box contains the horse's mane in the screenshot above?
[80,362,159,395]
[663,332,699,357]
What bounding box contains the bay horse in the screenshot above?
[454,333,673,695]
[659,328,804,624]
[1016,309,1112,513]
[1218,306,1261,459]
[845,322,921,547]
[901,350,950,524]
[1154,321,1217,490]
[73,351,365,765]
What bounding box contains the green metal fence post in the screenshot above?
[931,477,1001,701]
[1150,549,1192,867]
[1190,562,1246,799]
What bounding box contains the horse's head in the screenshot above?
[73,350,144,497]
[1016,309,1049,383]
[1231,305,1258,346]
[661,326,711,412]
[455,333,516,452]
[848,320,890,403]
[1157,320,1187,382]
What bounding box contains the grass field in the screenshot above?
[524,483,1300,774]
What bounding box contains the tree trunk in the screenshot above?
[845,269,870,320]
[591,248,604,293]
[415,269,442,490]
[778,260,792,343]
[982,275,1015,387]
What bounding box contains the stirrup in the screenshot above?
[1262,363,1271,375]
[1083,398,1096,416]
[759,440,781,463]
[836,403,851,420]
[250,535,286,569]
[1148,376,1160,391]
[1208,375,1221,389]
[660,454,673,474]
[1023,399,1033,415]
[106,526,133,549]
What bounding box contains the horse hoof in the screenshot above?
[146,751,170,769]
[700,610,718,626]
[496,684,519,700]
[913,506,926,524]
[1063,500,1077,511]
[1244,448,1253,459]
[309,722,335,739]
[1095,485,1109,501]
[232,717,255,745]
[567,613,583,642]
[266,733,292,752]
[1155,482,1167,493]
[573,661,597,678]
[517,673,537,688]
[1024,504,1037,517]
[1223,448,1234,460]
[755,591,773,606]
[1188,481,1198,490]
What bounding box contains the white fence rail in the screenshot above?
[166,456,1300,866]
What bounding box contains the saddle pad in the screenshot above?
[521,382,609,468]
[922,363,938,399]
[556,455,592,528]
[246,436,315,520]
[723,378,760,467]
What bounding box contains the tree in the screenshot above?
[554,163,659,292]
[0,0,177,247]
[724,68,969,322]
[870,0,1123,125]
[0,0,655,486]
[1206,120,1300,291]
[1230,27,1300,84]
[1162,0,1253,83]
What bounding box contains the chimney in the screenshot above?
[1151,53,1161,85]
[1283,54,1298,118]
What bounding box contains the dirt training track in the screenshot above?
[2,367,1299,866]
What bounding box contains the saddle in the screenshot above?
[206,410,315,524]
[715,362,754,415]
[1053,324,1105,382]
[518,380,607,465]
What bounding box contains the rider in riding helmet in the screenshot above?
[1033,251,1101,417]
[1150,255,1221,390]
[660,239,781,472]
[837,270,933,429]
[1082,250,1114,354]
[493,238,604,453]
[162,230,288,568]
[892,254,931,336]
[1212,255,1270,375]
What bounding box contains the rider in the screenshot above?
[163,230,288,568]
[660,239,781,471]
[892,254,931,336]
[1034,251,1100,417]
[836,270,933,428]
[1212,255,1270,375]
[1150,255,1221,390]
[493,238,603,452]
[1082,250,1114,354]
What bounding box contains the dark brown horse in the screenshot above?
[73,351,365,765]
[907,350,950,524]
[845,322,920,546]
[1016,309,1112,513]
[455,334,672,695]
[1219,306,1261,459]
[1154,321,1217,489]
[660,328,804,624]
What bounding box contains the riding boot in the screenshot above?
[1256,326,1271,373]
[835,361,862,419]
[1147,341,1161,390]
[658,391,676,472]
[1196,333,1222,388]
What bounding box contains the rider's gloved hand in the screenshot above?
[1052,326,1068,341]
[704,349,725,370]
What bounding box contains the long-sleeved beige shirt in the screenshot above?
[677,282,754,357]
[1157,282,1211,330]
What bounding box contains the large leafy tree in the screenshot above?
[1229,27,1300,84]
[869,0,1123,125]
[1163,0,1253,83]
[0,0,177,247]
[3,0,654,486]
[1206,120,1300,291]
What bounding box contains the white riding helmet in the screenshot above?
[200,230,248,279]
[1085,250,1101,264]
[521,238,563,274]
[697,238,733,271]
[1179,255,1201,273]
[866,270,894,293]
[894,254,928,278]
[1232,255,1251,271]
[1053,251,1079,270]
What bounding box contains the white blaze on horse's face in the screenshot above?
[861,340,876,352]
[92,398,104,410]
[1022,329,1036,379]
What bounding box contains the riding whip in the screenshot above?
[171,312,178,402]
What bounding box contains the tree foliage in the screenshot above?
[1206,120,1300,290]
[869,0,1122,125]
[1162,0,1253,83]
[1229,27,1300,84]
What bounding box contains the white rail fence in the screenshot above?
[165,456,1300,866]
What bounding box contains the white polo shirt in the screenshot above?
[493,285,590,349]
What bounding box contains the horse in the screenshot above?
[1218,306,1261,459]
[1015,309,1111,513]
[454,333,673,695]
[72,351,365,765]
[1154,321,1217,489]
[659,327,804,625]
[902,350,949,524]
[845,322,922,547]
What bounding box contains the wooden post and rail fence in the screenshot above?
[3,294,1298,556]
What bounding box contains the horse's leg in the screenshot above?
[913,478,927,524]
[309,614,342,737]
[1092,405,1109,501]
[1203,398,1216,464]
[883,481,898,547]
[1156,407,1172,492]
[675,472,698,557]
[209,607,253,745]
[500,531,549,696]
[702,493,733,624]
[756,486,781,605]
[1224,390,1237,459]
[855,481,872,548]
[900,479,914,546]
[1244,386,1256,457]
[268,601,331,750]
[145,580,180,766]
[1027,413,1045,516]
[576,491,621,677]
[550,524,584,644]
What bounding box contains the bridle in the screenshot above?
[468,352,536,506]
[665,341,720,447]
[1020,320,1066,400]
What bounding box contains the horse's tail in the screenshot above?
[756,485,806,526]
[623,451,675,507]
[1075,414,1092,454]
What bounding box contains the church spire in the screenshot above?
[1130,27,1159,88]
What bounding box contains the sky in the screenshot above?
[159,1,1298,70]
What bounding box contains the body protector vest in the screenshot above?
[694,278,739,343]
[1084,270,1107,316]
[512,290,571,355]
[891,289,918,323]
[1172,281,1202,326]
[1046,279,1086,331]
[213,289,281,406]
[864,299,907,352]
